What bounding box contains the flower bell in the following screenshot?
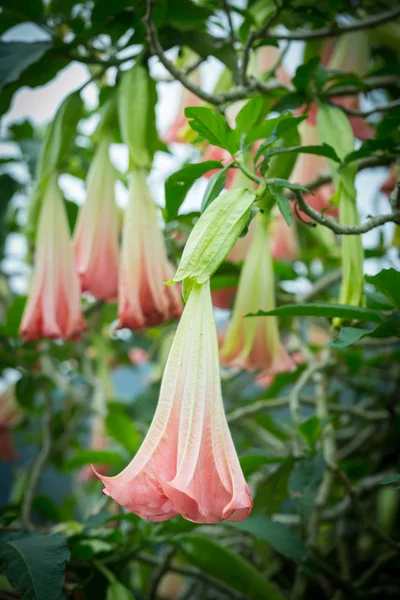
[20,175,86,341]
[95,281,252,523]
[73,137,119,301]
[118,168,182,329]
[220,213,294,373]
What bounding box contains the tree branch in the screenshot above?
[336,98,400,118]
[260,6,400,41]
[292,189,400,235]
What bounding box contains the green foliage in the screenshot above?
[185,106,239,154]
[0,532,69,600]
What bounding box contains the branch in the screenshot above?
[292,189,400,235]
[21,392,53,531]
[260,6,400,41]
[336,98,400,118]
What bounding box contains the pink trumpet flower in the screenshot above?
[95,281,252,523]
[118,168,182,330]
[291,120,337,218]
[163,71,203,144]
[220,214,294,374]
[73,138,119,301]
[20,175,86,341]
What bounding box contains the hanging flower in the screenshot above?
[73,137,119,301]
[95,281,252,523]
[118,168,182,329]
[220,213,294,373]
[20,175,86,341]
[292,120,337,218]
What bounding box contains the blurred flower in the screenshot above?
[96,281,252,523]
[322,33,374,140]
[292,120,337,217]
[269,209,299,261]
[129,347,150,366]
[78,416,109,483]
[20,175,86,341]
[163,71,203,144]
[220,213,294,373]
[0,386,23,462]
[73,137,119,301]
[118,168,182,330]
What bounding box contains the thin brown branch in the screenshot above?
[260,6,400,41]
[337,98,400,117]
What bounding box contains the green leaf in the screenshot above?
[0,0,43,24]
[329,319,399,348]
[365,269,400,309]
[0,532,69,600]
[185,106,238,154]
[235,96,264,136]
[298,416,330,451]
[106,408,141,454]
[64,450,124,471]
[249,303,384,323]
[165,160,222,221]
[247,114,306,146]
[239,454,285,477]
[0,41,51,91]
[265,179,310,193]
[253,459,295,515]
[107,580,136,600]
[180,534,286,600]
[171,187,255,284]
[289,454,325,520]
[201,166,228,212]
[165,0,212,31]
[292,57,323,91]
[270,186,292,226]
[228,515,310,565]
[15,375,36,411]
[261,143,341,163]
[37,91,83,184]
[381,475,400,485]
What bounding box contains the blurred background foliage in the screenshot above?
[0,0,400,599]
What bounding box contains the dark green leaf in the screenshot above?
[270,186,292,226]
[262,143,341,163]
[289,454,325,520]
[0,41,51,91]
[235,96,264,136]
[0,0,43,21]
[229,515,310,565]
[330,319,399,348]
[15,375,36,411]
[247,114,306,146]
[4,296,26,338]
[292,57,320,91]
[365,269,400,309]
[0,532,69,600]
[106,408,141,454]
[107,580,136,600]
[185,106,238,154]
[240,454,285,477]
[165,160,222,220]
[201,166,228,212]
[254,459,295,515]
[249,303,384,323]
[298,416,330,451]
[165,0,212,31]
[381,475,400,485]
[64,450,124,471]
[180,534,285,600]
[265,179,310,193]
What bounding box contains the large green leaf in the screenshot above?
[365,269,400,309]
[253,459,295,515]
[248,303,384,323]
[180,534,285,600]
[229,515,310,565]
[106,407,141,454]
[0,41,51,91]
[185,106,238,154]
[165,160,222,221]
[0,532,69,600]
[0,0,43,22]
[330,319,399,348]
[289,454,325,520]
[235,96,265,136]
[64,450,124,470]
[37,91,83,184]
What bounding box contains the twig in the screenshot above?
[335,470,400,552]
[296,269,342,303]
[137,553,245,599]
[219,0,236,44]
[293,189,400,235]
[21,392,53,531]
[149,546,178,600]
[260,6,400,41]
[337,98,400,118]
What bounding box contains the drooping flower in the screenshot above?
[291,120,337,218]
[95,280,252,523]
[164,71,203,144]
[322,33,374,140]
[0,386,23,462]
[118,168,182,329]
[20,174,86,341]
[220,213,294,373]
[73,137,119,301]
[269,209,299,261]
